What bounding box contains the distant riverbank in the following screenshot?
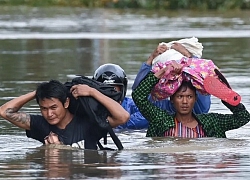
[1,0,250,11]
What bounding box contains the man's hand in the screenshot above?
[44,132,63,145]
[70,84,94,99]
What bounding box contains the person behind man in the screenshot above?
[93,63,148,129]
[132,42,211,114]
[132,65,250,138]
[0,80,129,149]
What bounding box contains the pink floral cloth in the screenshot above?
[151,57,219,100]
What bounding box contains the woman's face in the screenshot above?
[113,85,121,92]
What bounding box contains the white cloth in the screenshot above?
[162,37,203,58]
[152,49,183,65]
[152,37,203,66]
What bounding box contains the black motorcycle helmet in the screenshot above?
[93,63,128,102]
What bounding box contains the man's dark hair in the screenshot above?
[171,81,197,99]
[35,80,68,105]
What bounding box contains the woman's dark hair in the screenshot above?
[35,80,68,105]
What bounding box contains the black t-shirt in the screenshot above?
[26,115,107,150]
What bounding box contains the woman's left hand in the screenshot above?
[171,60,183,75]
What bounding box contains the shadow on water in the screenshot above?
[0,6,250,179]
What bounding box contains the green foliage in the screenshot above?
[0,0,249,10]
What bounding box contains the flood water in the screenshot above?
[0,6,250,179]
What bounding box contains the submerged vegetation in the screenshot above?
[0,0,250,10]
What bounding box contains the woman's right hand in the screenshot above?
[147,44,168,65]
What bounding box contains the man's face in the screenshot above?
[38,98,68,125]
[171,87,196,115]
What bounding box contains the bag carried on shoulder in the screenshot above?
[64,75,124,150]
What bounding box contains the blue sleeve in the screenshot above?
[116,112,149,129]
[193,92,211,114]
[132,63,152,91]
[116,97,148,129]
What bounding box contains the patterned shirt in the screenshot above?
[164,118,206,138]
[132,72,250,138]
